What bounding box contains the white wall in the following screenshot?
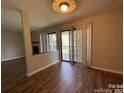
[26,51,59,76]
[1,31,25,61]
[92,8,122,72]
[21,11,59,76]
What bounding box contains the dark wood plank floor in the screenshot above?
[1,58,27,93]
[1,58,123,93]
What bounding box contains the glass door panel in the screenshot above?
[61,30,83,62]
[61,31,70,61]
[74,29,83,63]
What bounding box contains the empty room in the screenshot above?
[1,0,123,93]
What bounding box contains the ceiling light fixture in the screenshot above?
[60,3,69,12]
[52,0,76,14]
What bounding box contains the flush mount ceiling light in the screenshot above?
[52,0,76,14]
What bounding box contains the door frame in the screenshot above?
[60,29,73,62]
[59,24,92,67]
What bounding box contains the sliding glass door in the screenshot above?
[60,24,92,66]
[61,28,89,64]
[61,30,83,62]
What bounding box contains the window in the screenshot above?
[47,33,57,51]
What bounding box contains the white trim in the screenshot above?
[91,66,123,75]
[86,24,92,67]
[1,56,24,62]
[27,60,59,77]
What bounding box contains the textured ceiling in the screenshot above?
[1,0,122,31]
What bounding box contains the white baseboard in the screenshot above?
[27,60,60,77]
[91,66,123,75]
[1,56,25,62]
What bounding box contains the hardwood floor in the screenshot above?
[1,58,27,93]
[1,58,123,93]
